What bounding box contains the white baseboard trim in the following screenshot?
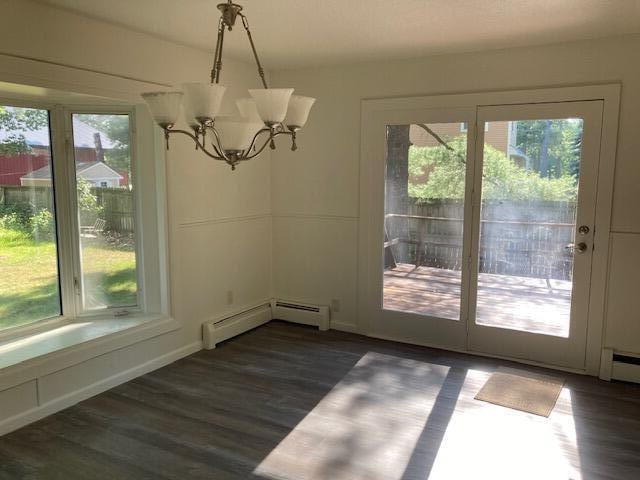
[331,321,359,333]
[0,341,202,436]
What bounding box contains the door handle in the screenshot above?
[565,242,588,253]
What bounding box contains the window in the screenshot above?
[72,113,137,311]
[0,105,140,333]
[0,106,61,329]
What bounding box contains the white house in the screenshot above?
[20,161,123,187]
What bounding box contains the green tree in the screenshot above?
[76,178,103,225]
[408,137,467,199]
[408,137,578,202]
[0,106,48,154]
[515,119,582,178]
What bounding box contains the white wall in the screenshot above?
[271,35,640,354]
[0,0,272,431]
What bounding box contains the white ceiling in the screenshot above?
[38,0,640,69]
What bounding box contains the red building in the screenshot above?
[0,117,128,187]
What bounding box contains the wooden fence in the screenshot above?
[0,185,53,211]
[0,185,134,233]
[385,199,577,280]
[93,188,135,233]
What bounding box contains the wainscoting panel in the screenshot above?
[604,232,640,355]
[272,215,358,331]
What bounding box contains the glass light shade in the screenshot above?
[141,91,183,126]
[182,83,226,123]
[284,95,316,129]
[236,98,263,122]
[214,118,264,151]
[248,88,294,124]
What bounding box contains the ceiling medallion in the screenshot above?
[142,1,315,170]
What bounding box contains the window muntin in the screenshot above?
[0,106,61,329]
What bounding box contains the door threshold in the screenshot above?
[367,331,589,376]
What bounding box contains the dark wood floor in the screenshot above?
[1,321,639,479]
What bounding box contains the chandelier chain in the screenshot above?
[211,17,226,84]
[239,14,268,89]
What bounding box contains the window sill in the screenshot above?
[0,314,180,391]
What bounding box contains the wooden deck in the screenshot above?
[384,264,572,337]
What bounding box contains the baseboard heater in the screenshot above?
[203,304,272,350]
[600,348,640,383]
[611,353,640,384]
[202,300,330,349]
[271,299,330,331]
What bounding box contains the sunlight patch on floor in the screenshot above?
[254,353,581,480]
[254,352,451,479]
[427,385,581,479]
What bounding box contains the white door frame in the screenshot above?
[358,84,621,375]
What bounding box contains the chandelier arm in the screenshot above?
[239,13,268,89]
[241,135,274,160]
[199,146,230,162]
[208,126,232,162]
[247,127,272,152]
[243,130,294,160]
[209,141,225,159]
[203,130,224,159]
[164,128,228,162]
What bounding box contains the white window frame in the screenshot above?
[62,106,142,318]
[0,98,169,342]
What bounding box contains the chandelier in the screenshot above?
[141,1,315,170]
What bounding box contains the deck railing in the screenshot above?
[385,200,577,280]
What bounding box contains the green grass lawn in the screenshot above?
[0,227,136,330]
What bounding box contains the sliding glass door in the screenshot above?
[361,97,605,370]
